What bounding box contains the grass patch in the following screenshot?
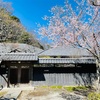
[41,86,49,88]
[35,85,90,92]
[88,92,100,100]
[37,85,63,90]
[50,85,62,89]
[73,86,89,91]
[63,86,89,92]
[34,85,92,94]
[63,86,75,92]
[0,91,7,97]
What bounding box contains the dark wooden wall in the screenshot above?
[0,63,97,87]
[32,64,97,86]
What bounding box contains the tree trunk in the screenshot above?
[95,59,100,92]
[0,74,9,87]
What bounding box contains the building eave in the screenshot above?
[39,58,96,64]
[1,53,38,61]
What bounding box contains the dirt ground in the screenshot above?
[18,91,65,100]
[18,87,63,100]
[17,87,86,100]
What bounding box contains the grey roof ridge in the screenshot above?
[38,47,55,56]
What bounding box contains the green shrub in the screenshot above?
[73,86,89,90]
[88,92,100,100]
[63,86,89,92]
[63,86,75,92]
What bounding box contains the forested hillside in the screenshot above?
[0,0,43,49]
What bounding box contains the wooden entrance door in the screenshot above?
[21,68,29,83]
[10,66,29,84]
[10,68,18,84]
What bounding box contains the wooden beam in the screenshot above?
[18,66,21,83]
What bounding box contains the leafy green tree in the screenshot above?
[10,16,20,23]
[0,0,43,48]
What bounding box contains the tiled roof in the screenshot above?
[39,57,96,64]
[39,45,92,57]
[0,43,96,64]
[2,53,38,61]
[0,43,43,54]
[0,43,43,62]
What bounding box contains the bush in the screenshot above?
[73,86,89,91]
[88,92,100,100]
[63,86,74,92]
[63,86,89,92]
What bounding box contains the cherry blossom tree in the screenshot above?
[0,0,13,13]
[38,0,100,88]
[89,0,100,6]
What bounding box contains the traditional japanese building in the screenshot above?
[0,43,97,87]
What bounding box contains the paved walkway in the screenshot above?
[0,86,34,100]
[1,90,21,100]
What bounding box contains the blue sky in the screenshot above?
[4,0,65,31]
